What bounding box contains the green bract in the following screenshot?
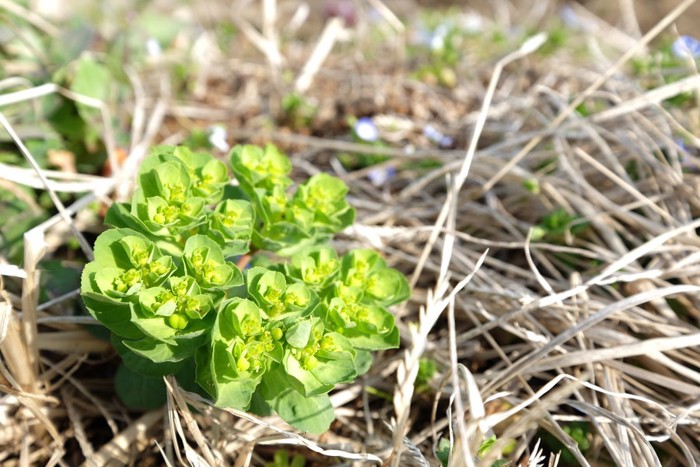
[81,143,410,434]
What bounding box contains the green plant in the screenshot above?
[415,357,438,393]
[540,422,591,465]
[531,208,589,243]
[265,449,306,467]
[435,435,511,467]
[81,144,409,433]
[281,93,318,130]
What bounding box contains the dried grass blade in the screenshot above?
[82,410,162,467]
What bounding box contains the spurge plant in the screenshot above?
[81,144,409,433]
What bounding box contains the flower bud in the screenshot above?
[304,355,319,370]
[270,327,284,341]
[167,313,189,330]
[236,356,250,372]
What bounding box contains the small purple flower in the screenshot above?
[424,124,454,148]
[354,117,379,143]
[676,138,699,172]
[559,6,580,30]
[324,0,357,28]
[368,166,396,186]
[676,137,689,152]
[672,35,700,59]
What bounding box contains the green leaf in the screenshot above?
[365,268,411,307]
[260,368,335,434]
[292,173,355,233]
[195,345,260,409]
[115,363,167,410]
[208,199,254,257]
[122,336,193,363]
[130,312,178,343]
[343,324,400,351]
[113,335,184,376]
[50,21,94,64]
[252,222,318,257]
[477,435,497,459]
[71,56,111,129]
[0,187,46,263]
[436,437,451,467]
[229,144,292,197]
[353,350,373,376]
[173,147,228,203]
[285,320,312,348]
[309,354,356,387]
[137,148,179,181]
[80,290,142,339]
[183,235,243,290]
[288,246,339,290]
[92,228,148,269]
[105,202,150,232]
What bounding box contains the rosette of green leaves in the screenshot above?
[339,249,410,307]
[196,298,283,409]
[290,173,355,236]
[105,146,227,254]
[82,227,222,363]
[229,144,293,195]
[229,144,355,256]
[281,316,356,396]
[322,296,399,351]
[207,199,255,257]
[255,316,356,433]
[171,146,228,203]
[182,235,243,297]
[229,145,303,254]
[81,229,210,364]
[246,267,317,321]
[250,186,313,256]
[117,273,216,363]
[82,229,175,336]
[83,229,174,301]
[312,249,408,351]
[286,246,340,292]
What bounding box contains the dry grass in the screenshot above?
[2,0,700,465]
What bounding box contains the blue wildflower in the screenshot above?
[368,166,396,186]
[354,117,379,143]
[559,6,580,30]
[672,35,700,59]
[676,138,699,172]
[424,124,454,148]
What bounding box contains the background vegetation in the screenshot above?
[2,0,700,465]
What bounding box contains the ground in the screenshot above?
[1,1,700,466]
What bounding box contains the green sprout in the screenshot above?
[541,422,591,465]
[81,143,410,433]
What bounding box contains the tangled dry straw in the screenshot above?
[2,0,700,465]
